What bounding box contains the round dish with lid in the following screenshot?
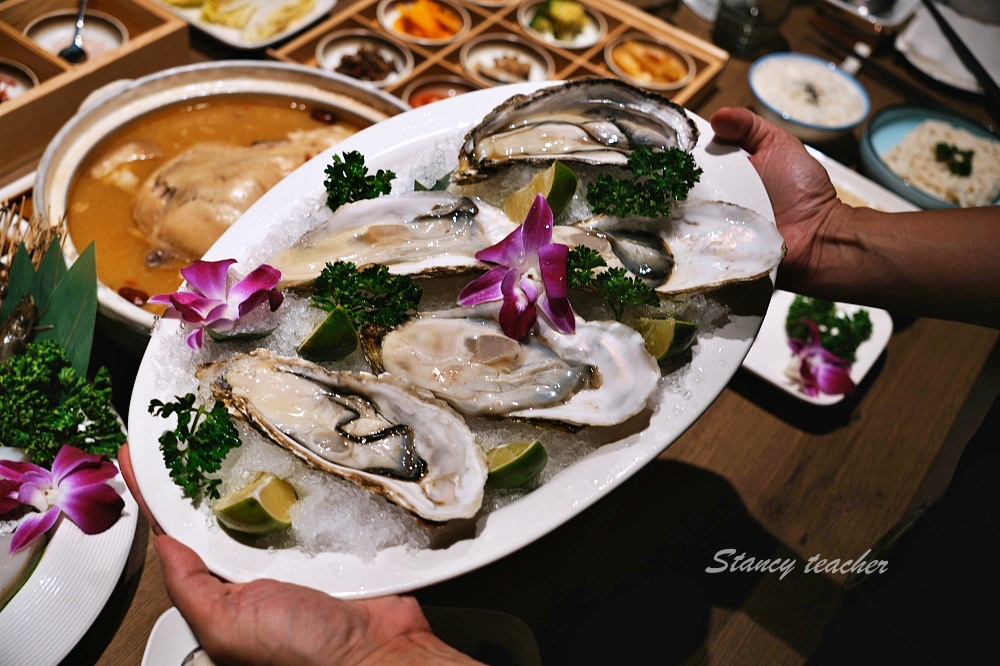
[748,52,870,144]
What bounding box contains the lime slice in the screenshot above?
[297,305,358,361]
[213,472,298,535]
[486,440,548,489]
[632,317,698,363]
[503,161,578,222]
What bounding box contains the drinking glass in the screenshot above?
[711,0,789,59]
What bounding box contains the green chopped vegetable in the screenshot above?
[786,296,873,363]
[934,142,973,177]
[0,340,124,467]
[148,393,241,501]
[567,246,658,321]
[323,150,395,212]
[586,146,703,219]
[311,261,422,332]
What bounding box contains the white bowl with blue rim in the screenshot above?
[749,52,870,144]
[859,104,1000,209]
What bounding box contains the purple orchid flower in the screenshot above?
[149,258,284,350]
[787,319,857,397]
[458,194,575,340]
[0,445,124,555]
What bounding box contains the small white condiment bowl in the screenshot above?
[315,29,415,88]
[604,32,696,92]
[749,52,870,144]
[32,61,409,356]
[517,0,607,50]
[24,9,129,61]
[460,32,555,87]
[377,0,471,47]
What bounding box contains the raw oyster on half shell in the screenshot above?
[454,77,700,182]
[555,199,787,295]
[268,191,518,288]
[367,307,659,427]
[199,349,488,522]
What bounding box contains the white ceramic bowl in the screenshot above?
[33,61,408,356]
[749,52,870,144]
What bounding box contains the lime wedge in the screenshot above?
[486,440,548,489]
[213,472,298,535]
[632,317,698,363]
[297,305,358,362]
[503,161,578,222]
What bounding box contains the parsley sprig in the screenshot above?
[324,150,395,212]
[148,394,241,501]
[786,296,873,363]
[567,247,659,321]
[312,261,422,332]
[586,146,703,218]
[934,142,974,177]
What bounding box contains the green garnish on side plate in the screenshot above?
[786,296,873,363]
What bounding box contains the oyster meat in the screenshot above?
[199,349,488,522]
[454,77,700,182]
[370,308,659,427]
[555,199,786,295]
[268,191,518,288]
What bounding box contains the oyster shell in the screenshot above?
[555,199,787,295]
[454,78,700,182]
[369,307,659,427]
[268,191,517,288]
[199,349,487,522]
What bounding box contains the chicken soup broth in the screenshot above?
[68,95,366,313]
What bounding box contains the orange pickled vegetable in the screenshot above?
[394,0,462,40]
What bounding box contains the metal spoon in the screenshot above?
[58,0,89,64]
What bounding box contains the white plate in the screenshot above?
[152,0,337,49]
[895,3,1000,94]
[682,0,719,22]
[741,289,893,406]
[806,145,919,212]
[0,461,139,666]
[127,81,775,599]
[142,607,200,666]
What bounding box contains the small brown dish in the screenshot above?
[316,29,415,88]
[402,75,479,107]
[460,33,556,87]
[604,32,696,92]
[377,0,471,47]
[23,9,129,60]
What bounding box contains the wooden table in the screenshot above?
[64,2,998,664]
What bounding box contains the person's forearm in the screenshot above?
[781,203,1000,328]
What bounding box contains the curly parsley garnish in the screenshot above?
[324,150,395,212]
[586,146,703,218]
[312,261,422,332]
[786,296,873,363]
[0,339,125,468]
[567,247,659,321]
[148,394,241,501]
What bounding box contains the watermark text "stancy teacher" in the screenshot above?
[705,548,889,580]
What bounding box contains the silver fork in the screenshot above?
[58,0,89,64]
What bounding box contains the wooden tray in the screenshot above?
[0,0,189,194]
[269,0,728,109]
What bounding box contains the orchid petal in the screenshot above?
[520,195,554,253]
[0,459,42,483]
[180,259,237,299]
[498,270,538,340]
[185,327,205,350]
[458,266,507,305]
[50,445,106,479]
[537,242,569,299]
[476,226,525,266]
[229,264,281,305]
[538,294,576,334]
[815,361,856,396]
[9,508,59,555]
[57,484,124,535]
